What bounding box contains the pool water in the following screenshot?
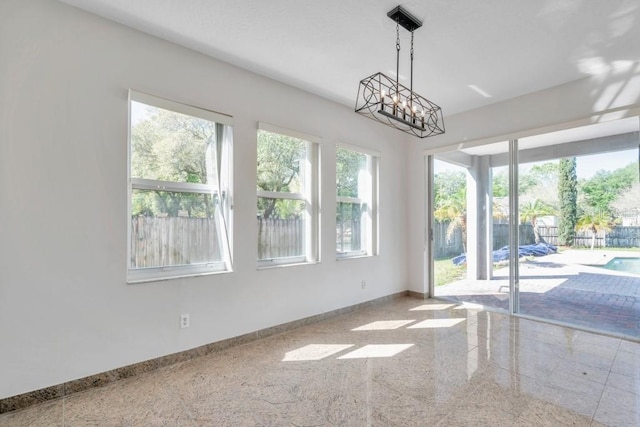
[603,257,640,275]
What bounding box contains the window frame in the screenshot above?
[127,90,233,283]
[256,122,320,268]
[336,142,379,259]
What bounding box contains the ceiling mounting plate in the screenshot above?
[387,6,422,32]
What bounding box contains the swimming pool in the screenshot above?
[603,257,640,275]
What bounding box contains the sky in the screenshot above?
[575,150,637,179]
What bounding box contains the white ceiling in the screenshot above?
[59,0,640,116]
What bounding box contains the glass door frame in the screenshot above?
[508,139,519,314]
[425,155,435,299]
[426,115,640,332]
[425,139,523,315]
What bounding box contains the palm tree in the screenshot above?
[434,188,467,252]
[576,210,612,249]
[519,199,555,244]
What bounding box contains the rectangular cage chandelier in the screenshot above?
[355,6,445,139]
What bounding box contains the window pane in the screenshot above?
[131,101,215,184]
[257,197,305,260]
[336,202,365,253]
[257,130,306,193]
[432,158,468,291]
[337,147,367,198]
[131,189,222,268]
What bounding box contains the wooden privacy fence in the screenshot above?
[257,218,303,259]
[131,216,221,268]
[434,223,535,259]
[433,222,463,259]
[493,224,535,248]
[336,217,361,253]
[607,226,640,247]
[527,226,640,248]
[434,222,640,259]
[132,217,305,267]
[132,218,640,267]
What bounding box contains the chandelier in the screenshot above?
[355,6,445,139]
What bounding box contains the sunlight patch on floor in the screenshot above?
[410,303,456,311]
[337,344,414,359]
[407,318,466,329]
[351,320,416,331]
[282,344,354,361]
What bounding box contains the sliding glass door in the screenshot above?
[433,140,510,313]
[516,118,640,337]
[430,116,640,338]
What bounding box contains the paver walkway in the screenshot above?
[437,250,640,339]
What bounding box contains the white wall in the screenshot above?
[0,0,411,398]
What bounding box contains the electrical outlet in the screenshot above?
[180,314,190,328]
[361,280,366,289]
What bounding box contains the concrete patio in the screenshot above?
[437,250,640,340]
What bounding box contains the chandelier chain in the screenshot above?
[395,18,400,97]
[410,30,414,103]
[410,31,414,60]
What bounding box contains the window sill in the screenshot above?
[257,259,319,270]
[127,266,231,284]
[336,253,375,261]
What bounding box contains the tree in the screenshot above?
[434,170,466,204]
[434,188,467,252]
[558,157,577,246]
[336,148,365,197]
[520,161,559,209]
[576,210,612,249]
[492,170,508,198]
[611,181,640,221]
[256,130,306,219]
[336,148,366,248]
[580,162,638,215]
[131,106,217,218]
[519,162,558,196]
[493,162,559,218]
[520,199,555,244]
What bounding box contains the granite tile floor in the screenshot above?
[2,296,639,426]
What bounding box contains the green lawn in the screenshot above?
[434,258,466,287]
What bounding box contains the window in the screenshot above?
[257,123,319,267]
[128,91,233,282]
[336,144,378,258]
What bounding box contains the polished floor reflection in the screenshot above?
[2,297,639,426]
